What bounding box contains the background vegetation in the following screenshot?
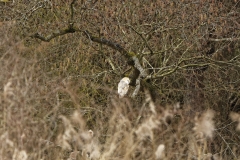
[0,0,240,159]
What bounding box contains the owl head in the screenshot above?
[121,77,130,84]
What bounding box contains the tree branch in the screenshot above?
[131,77,141,98]
[209,37,240,42]
[127,25,153,54]
[83,30,129,58]
[30,28,78,42]
[83,31,150,88]
[70,0,77,27]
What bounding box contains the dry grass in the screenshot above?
[0,22,240,160]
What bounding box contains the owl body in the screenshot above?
[118,77,130,98]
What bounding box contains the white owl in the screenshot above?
[118,77,130,98]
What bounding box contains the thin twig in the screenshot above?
[209,37,240,42]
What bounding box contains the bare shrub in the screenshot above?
[1,1,240,159]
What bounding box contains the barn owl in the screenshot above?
[118,77,130,98]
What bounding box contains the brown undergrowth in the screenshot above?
[0,22,240,160]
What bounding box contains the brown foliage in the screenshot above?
[0,0,240,159]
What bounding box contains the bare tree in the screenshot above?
[1,0,240,159]
[24,0,240,113]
